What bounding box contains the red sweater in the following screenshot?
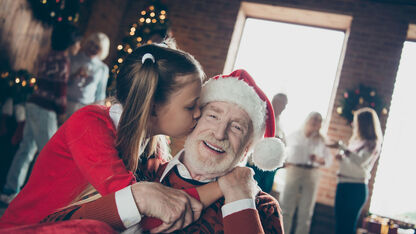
[0,105,136,228]
[143,163,283,234]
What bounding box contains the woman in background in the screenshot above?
[329,107,383,234]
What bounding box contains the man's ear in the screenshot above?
[240,141,253,162]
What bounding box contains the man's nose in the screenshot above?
[213,121,227,140]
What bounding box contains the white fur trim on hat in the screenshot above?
[252,137,286,171]
[200,77,267,139]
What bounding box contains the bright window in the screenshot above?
[370,41,416,225]
[233,18,345,136]
[233,18,345,190]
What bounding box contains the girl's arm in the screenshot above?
[65,107,137,195]
[41,182,220,232]
[344,143,376,166]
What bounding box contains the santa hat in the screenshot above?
[200,69,285,171]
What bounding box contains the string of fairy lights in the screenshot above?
[110,2,169,77]
[0,70,37,104]
[1,72,37,88]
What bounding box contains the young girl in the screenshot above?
[0,41,209,232]
[329,107,383,234]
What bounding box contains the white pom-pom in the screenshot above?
[252,137,285,171]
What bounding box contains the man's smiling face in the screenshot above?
[183,101,253,179]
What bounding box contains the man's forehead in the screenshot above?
[204,101,252,125]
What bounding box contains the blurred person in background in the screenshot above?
[328,107,383,234]
[65,32,110,118]
[0,23,81,204]
[280,111,332,234]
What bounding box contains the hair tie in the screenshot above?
[142,53,155,64]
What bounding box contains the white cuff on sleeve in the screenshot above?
[115,185,143,229]
[221,198,256,218]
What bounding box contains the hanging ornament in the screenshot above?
[28,0,86,25]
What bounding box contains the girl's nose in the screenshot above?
[193,107,201,119]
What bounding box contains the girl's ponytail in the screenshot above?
[116,52,159,171]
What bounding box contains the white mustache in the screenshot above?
[197,133,233,154]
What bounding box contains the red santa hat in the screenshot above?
[200,69,285,171]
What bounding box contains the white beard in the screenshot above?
[183,133,242,178]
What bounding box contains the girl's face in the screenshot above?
[152,75,202,138]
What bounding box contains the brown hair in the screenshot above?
[115,42,205,172]
[350,107,383,144]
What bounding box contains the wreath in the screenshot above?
[337,84,388,123]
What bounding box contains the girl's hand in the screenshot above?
[131,182,203,233]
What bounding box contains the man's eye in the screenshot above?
[233,124,242,132]
[208,114,217,119]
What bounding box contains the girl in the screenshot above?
[329,107,383,234]
[0,41,208,232]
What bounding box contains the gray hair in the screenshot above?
[85,32,110,60]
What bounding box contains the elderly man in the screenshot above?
[41,70,285,233]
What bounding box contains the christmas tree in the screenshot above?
[27,0,86,25]
[109,0,170,84]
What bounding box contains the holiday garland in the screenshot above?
[337,84,388,123]
[27,0,85,25]
[0,70,37,105]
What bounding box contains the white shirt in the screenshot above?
[338,139,380,184]
[285,130,332,167]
